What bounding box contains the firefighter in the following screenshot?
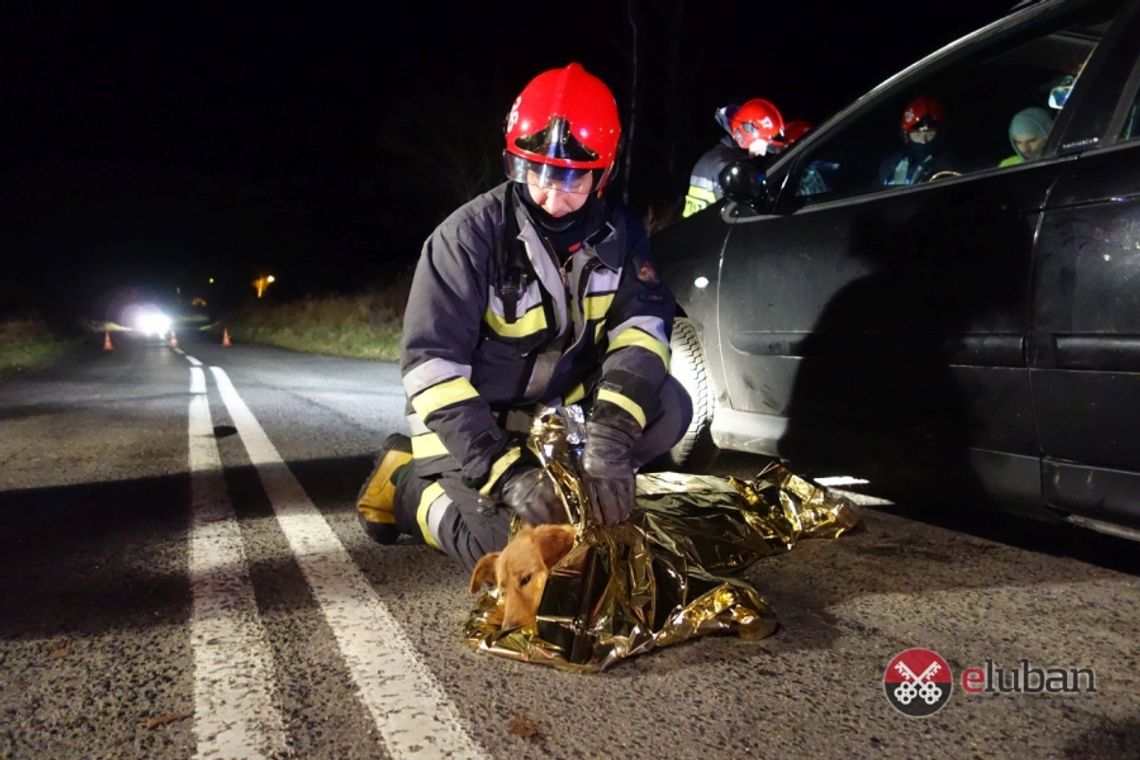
[682,98,788,218]
[878,96,961,186]
[356,62,693,573]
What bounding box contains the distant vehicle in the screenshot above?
[653,0,1140,541]
[101,285,179,342]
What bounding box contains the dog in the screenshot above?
[469,523,576,630]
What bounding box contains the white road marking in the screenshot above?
[190,367,206,395]
[188,390,289,759]
[210,366,488,760]
[185,354,203,367]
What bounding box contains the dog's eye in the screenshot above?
[519,573,532,587]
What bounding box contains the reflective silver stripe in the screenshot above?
[518,220,569,338]
[585,267,621,294]
[406,413,430,436]
[690,175,718,192]
[403,357,472,399]
[425,493,452,548]
[608,315,669,346]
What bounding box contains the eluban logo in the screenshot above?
[883,647,953,717]
[961,660,1097,695]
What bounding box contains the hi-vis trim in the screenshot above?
[608,317,670,368]
[597,387,647,429]
[564,383,587,405]
[403,357,472,399]
[587,267,622,292]
[583,293,615,322]
[683,184,718,219]
[412,431,449,460]
[416,482,447,550]
[479,447,522,496]
[484,303,547,339]
[411,376,481,419]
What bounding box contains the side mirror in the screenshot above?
[719,160,769,212]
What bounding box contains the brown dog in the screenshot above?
[469,524,577,630]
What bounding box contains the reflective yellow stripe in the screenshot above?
[416,481,446,550]
[607,328,670,368]
[411,431,449,459]
[584,293,614,321]
[411,376,480,419]
[564,383,586,405]
[682,186,717,218]
[479,447,522,496]
[484,304,547,338]
[594,322,605,343]
[597,388,647,429]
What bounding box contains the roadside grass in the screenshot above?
[222,278,410,361]
[0,315,74,374]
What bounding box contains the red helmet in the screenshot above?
[782,120,813,145]
[504,62,621,194]
[901,97,945,134]
[728,98,785,156]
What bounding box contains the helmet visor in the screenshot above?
[504,153,596,195]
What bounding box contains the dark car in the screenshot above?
[652,0,1140,541]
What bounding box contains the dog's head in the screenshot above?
[469,524,577,630]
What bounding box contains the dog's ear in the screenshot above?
[532,525,576,569]
[469,552,500,593]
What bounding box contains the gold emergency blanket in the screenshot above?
[463,408,862,673]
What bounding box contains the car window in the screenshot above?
[792,7,1119,203]
[1123,81,1140,140]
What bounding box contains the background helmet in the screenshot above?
[900,96,945,136]
[503,62,621,194]
[728,98,785,155]
[782,120,813,146]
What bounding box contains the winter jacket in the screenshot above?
[400,181,676,495]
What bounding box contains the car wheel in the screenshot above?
[663,316,719,471]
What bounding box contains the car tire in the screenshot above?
[663,316,719,471]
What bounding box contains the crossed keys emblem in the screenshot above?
[893,659,943,705]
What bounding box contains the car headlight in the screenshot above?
[136,311,172,337]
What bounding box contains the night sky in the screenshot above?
[2,1,1007,319]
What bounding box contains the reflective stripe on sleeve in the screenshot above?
[410,376,481,419]
[403,358,472,399]
[411,431,449,460]
[596,387,647,429]
[607,326,670,368]
[478,447,522,497]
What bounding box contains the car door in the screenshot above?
[1029,1,1140,529]
[714,0,1122,507]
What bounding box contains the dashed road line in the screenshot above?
[190,366,207,395]
[210,366,488,760]
[188,377,289,759]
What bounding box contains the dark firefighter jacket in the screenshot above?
[401,181,677,497]
[682,136,742,218]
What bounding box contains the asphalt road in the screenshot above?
[1,332,1138,759]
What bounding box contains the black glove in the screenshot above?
[581,422,636,524]
[500,463,565,525]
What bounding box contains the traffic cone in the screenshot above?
[103,331,114,351]
[169,331,179,349]
[222,328,232,347]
